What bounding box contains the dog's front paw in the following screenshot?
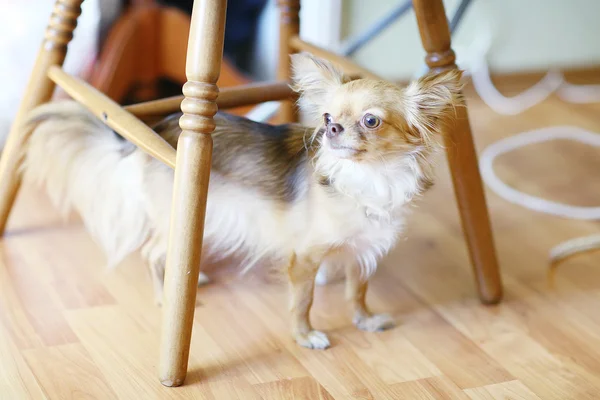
[353,313,395,332]
[294,330,331,349]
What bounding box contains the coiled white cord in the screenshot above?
[468,37,600,265]
[479,126,600,221]
[471,62,564,116]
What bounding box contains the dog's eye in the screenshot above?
[323,113,332,125]
[362,113,381,129]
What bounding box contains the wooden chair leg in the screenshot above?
[276,0,300,123]
[412,0,503,304]
[158,0,226,387]
[0,0,83,235]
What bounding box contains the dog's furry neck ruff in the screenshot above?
[313,141,431,222]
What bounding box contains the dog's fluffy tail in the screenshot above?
[22,100,152,267]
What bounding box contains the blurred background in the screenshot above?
[3,0,600,142]
[341,0,600,80]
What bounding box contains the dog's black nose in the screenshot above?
[326,123,344,138]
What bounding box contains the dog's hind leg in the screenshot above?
[345,262,394,332]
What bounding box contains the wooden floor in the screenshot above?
[2,83,600,399]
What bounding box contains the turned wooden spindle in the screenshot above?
[0,0,83,235]
[277,0,300,123]
[412,0,503,304]
[158,0,227,387]
[124,81,294,118]
[412,0,456,73]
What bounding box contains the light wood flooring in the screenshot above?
[2,81,600,399]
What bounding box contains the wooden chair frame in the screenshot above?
[0,0,502,387]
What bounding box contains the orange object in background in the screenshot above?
[89,0,255,116]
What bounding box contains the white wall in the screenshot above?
[250,0,343,81]
[342,0,600,81]
[252,0,600,82]
[0,0,99,147]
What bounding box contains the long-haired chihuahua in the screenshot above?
[22,53,462,349]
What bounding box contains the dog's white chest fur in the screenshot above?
[183,153,424,276]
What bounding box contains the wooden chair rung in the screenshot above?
[124,81,294,118]
[289,36,383,81]
[47,66,177,169]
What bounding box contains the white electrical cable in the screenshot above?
[557,82,600,104]
[550,234,600,264]
[479,126,600,221]
[471,61,564,115]
[467,34,600,264]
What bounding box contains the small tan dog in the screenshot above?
[22,53,462,349]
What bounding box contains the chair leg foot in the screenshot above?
[160,378,184,388]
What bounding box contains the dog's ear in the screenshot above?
[403,69,464,143]
[291,52,349,121]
